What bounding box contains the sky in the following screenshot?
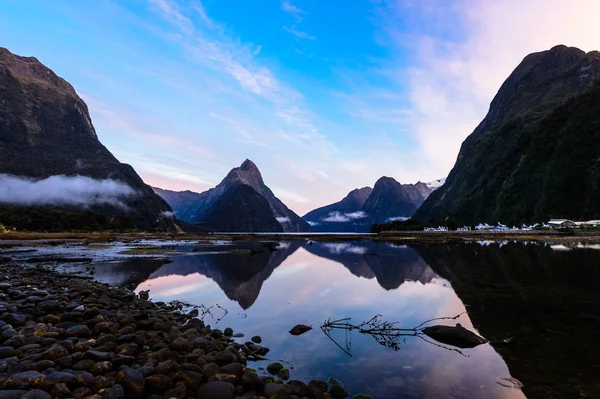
[1,0,600,215]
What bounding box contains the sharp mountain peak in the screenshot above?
[239,159,259,172]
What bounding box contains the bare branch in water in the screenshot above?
[213,303,229,324]
[413,311,467,330]
[321,312,469,356]
[167,300,228,324]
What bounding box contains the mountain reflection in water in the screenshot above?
[78,240,537,399]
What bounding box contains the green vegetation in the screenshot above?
[0,206,136,232]
[0,223,6,233]
[415,47,600,225]
[0,48,175,232]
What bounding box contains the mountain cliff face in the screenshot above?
[304,178,434,232]
[155,160,311,232]
[363,177,433,225]
[198,184,284,232]
[0,47,174,231]
[414,45,600,224]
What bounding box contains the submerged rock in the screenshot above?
[0,262,350,399]
[330,383,350,398]
[278,368,290,380]
[251,335,262,343]
[197,381,235,399]
[266,362,284,374]
[289,324,312,336]
[422,323,488,348]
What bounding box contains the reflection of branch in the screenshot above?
[167,300,228,324]
[416,335,468,357]
[213,303,229,324]
[413,311,466,330]
[321,322,353,357]
[321,313,468,356]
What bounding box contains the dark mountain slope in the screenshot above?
[198,184,284,233]
[363,177,432,225]
[304,179,434,232]
[414,45,600,224]
[152,187,203,222]
[0,47,174,231]
[304,187,372,219]
[159,160,310,232]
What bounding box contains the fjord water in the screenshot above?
[76,240,600,398]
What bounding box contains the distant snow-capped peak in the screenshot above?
[425,177,446,190]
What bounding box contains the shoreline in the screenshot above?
[1,230,600,244]
[0,263,355,399]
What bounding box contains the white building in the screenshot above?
[547,219,574,228]
[475,223,492,230]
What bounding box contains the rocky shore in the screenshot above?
[0,263,363,399]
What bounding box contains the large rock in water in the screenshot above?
[414,45,600,225]
[0,47,174,231]
[422,323,488,349]
[155,159,311,232]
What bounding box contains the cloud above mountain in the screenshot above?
[6,0,600,216]
[0,174,136,208]
[322,211,367,223]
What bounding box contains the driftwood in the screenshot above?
[321,312,487,356]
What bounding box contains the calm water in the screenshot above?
[11,239,600,398]
[81,240,528,399]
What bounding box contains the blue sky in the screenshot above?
[2,0,599,214]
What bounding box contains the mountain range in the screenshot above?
[0,47,174,231]
[154,160,311,232]
[304,177,437,232]
[3,44,599,231]
[415,45,600,225]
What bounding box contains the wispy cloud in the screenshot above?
[281,1,306,16]
[148,0,331,155]
[0,174,136,208]
[272,187,310,204]
[191,1,215,29]
[148,0,192,35]
[341,0,600,180]
[322,211,367,223]
[281,1,314,41]
[209,112,251,138]
[284,26,316,41]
